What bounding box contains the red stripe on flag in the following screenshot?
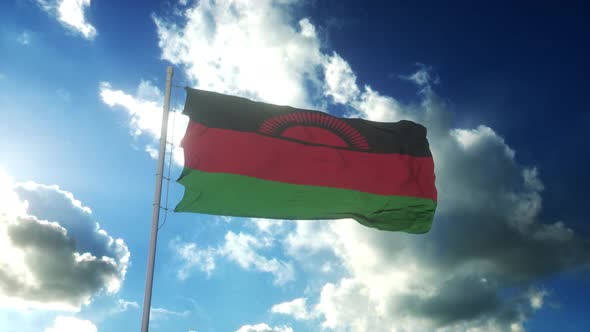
[182,121,437,200]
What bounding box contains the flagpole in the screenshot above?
[141,66,174,332]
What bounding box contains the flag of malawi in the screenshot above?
[175,88,437,233]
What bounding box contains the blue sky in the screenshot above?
[0,0,589,331]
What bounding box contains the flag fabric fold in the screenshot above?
[176,88,437,233]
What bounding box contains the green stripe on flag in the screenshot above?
[175,168,436,233]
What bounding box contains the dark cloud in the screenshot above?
[400,276,509,326]
[427,213,590,283]
[14,184,113,259]
[282,69,590,331]
[0,182,129,310]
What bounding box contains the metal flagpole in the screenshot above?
[141,66,174,332]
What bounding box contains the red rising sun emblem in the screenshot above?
[258,112,369,150]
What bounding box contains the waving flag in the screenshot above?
[175,88,437,233]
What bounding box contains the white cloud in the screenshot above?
[284,220,336,257]
[99,81,162,138]
[99,80,188,165]
[528,289,547,310]
[316,278,388,331]
[401,63,440,87]
[36,0,97,39]
[323,52,360,104]
[271,297,316,320]
[451,126,515,159]
[250,218,287,235]
[0,168,129,311]
[353,85,407,122]
[116,299,140,312]
[150,306,190,321]
[172,231,294,285]
[220,231,294,285]
[145,145,159,159]
[17,31,32,45]
[172,240,216,280]
[57,0,96,39]
[217,216,233,223]
[153,0,323,108]
[235,323,293,332]
[45,316,97,332]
